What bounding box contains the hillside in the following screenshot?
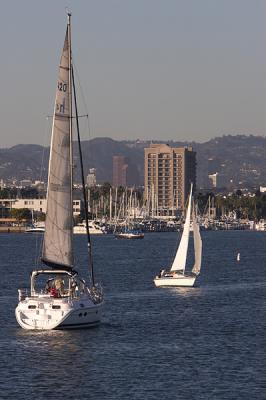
[0,135,266,188]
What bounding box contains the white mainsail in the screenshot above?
[170,185,193,272]
[42,25,73,269]
[192,208,202,275]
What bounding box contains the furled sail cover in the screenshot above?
[42,26,73,269]
[192,208,202,275]
[171,185,193,272]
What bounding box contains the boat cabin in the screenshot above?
[18,269,85,300]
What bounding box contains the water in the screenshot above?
[0,231,266,399]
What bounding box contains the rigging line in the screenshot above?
[72,65,95,287]
[72,61,92,141]
[46,114,88,118]
[35,116,50,267]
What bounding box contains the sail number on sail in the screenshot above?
[58,82,67,92]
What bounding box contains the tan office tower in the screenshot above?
[144,144,196,214]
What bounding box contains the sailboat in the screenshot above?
[115,189,144,239]
[15,13,103,330]
[25,223,45,234]
[153,184,202,287]
[115,224,144,239]
[25,210,45,233]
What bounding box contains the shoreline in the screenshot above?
[0,227,26,233]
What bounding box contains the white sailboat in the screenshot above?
[25,211,45,233]
[115,221,144,239]
[154,184,202,287]
[115,189,144,239]
[16,13,103,330]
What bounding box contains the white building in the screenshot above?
[208,173,218,188]
[208,172,227,189]
[0,198,81,216]
[72,200,81,216]
[19,179,32,188]
[15,199,46,213]
[86,168,96,187]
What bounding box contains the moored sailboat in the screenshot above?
[115,227,144,239]
[25,210,45,233]
[154,184,202,287]
[15,13,103,330]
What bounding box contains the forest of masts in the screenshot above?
[86,185,266,222]
[1,184,266,221]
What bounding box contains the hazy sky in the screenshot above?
[1,0,265,147]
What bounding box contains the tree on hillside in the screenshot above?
[0,187,17,199]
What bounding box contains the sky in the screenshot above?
[0,0,265,147]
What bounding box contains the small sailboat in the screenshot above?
[16,13,103,330]
[237,252,240,261]
[154,184,202,287]
[114,191,144,239]
[25,211,45,233]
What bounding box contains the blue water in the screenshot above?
[0,231,265,399]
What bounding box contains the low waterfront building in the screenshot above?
[0,198,82,216]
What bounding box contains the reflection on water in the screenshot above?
[168,286,203,297]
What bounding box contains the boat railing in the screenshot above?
[87,283,103,304]
[18,285,103,303]
[18,289,29,301]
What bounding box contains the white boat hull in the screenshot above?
[154,274,197,287]
[25,228,45,233]
[115,233,144,239]
[15,295,103,330]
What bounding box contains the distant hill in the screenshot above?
[1,135,266,188]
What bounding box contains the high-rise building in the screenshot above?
[208,172,227,189]
[86,168,96,187]
[112,156,128,187]
[144,143,196,213]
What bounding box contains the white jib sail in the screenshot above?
[192,208,202,275]
[170,185,193,272]
[42,25,73,268]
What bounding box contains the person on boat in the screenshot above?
[70,279,78,298]
[54,276,65,296]
[49,287,59,297]
[165,271,173,277]
[158,269,165,278]
[44,278,54,294]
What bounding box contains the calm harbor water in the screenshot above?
[0,231,265,400]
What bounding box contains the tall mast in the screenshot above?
[72,62,95,287]
[68,13,74,242]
